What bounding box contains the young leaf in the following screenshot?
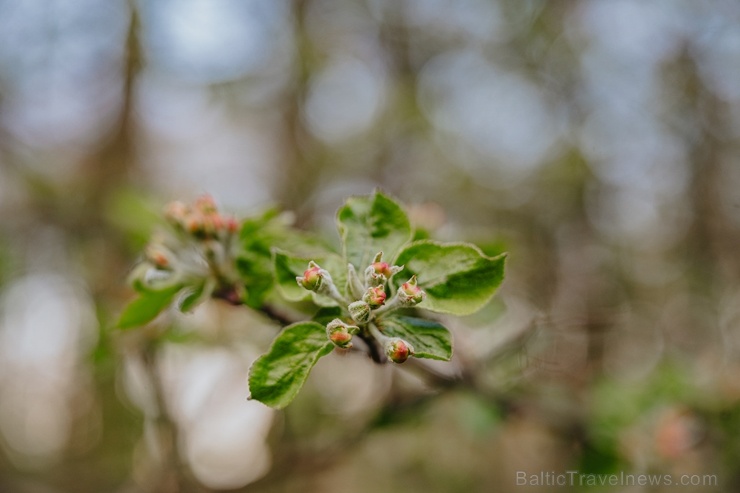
[236,212,285,308]
[272,249,347,306]
[393,241,506,315]
[376,316,453,361]
[176,279,214,313]
[248,322,334,409]
[337,191,412,271]
[237,209,330,308]
[118,283,183,329]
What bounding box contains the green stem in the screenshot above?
[368,322,390,344]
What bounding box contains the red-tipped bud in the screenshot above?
[211,214,225,231]
[399,275,425,306]
[296,261,325,291]
[200,214,219,237]
[364,253,404,286]
[326,319,359,349]
[363,286,386,308]
[164,201,189,225]
[225,216,239,233]
[185,213,205,235]
[194,194,218,214]
[145,244,172,269]
[385,338,414,363]
[371,262,393,278]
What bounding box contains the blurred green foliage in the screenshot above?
[1,0,740,492]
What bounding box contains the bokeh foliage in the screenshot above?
[1,0,740,492]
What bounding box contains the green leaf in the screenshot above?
[235,254,273,309]
[393,240,506,315]
[376,316,452,361]
[237,209,331,308]
[337,190,412,271]
[248,322,334,409]
[176,279,214,313]
[118,283,183,329]
[273,249,347,306]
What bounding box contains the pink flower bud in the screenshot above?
[363,286,386,308]
[145,244,172,269]
[212,214,225,231]
[326,319,359,349]
[385,338,414,363]
[200,214,219,237]
[399,275,425,306]
[296,261,324,291]
[371,262,393,278]
[364,253,404,286]
[164,201,189,224]
[194,194,218,214]
[186,214,205,236]
[225,216,239,233]
[330,330,352,347]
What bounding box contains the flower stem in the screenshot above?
[368,322,390,344]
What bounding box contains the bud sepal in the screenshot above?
[348,300,372,324]
[346,263,365,300]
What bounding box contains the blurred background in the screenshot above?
[1,0,740,491]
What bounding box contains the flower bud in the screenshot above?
[363,286,386,308]
[211,213,225,231]
[364,252,404,286]
[348,300,371,324]
[398,275,425,306]
[145,244,173,269]
[164,201,189,226]
[225,216,239,233]
[371,261,393,278]
[194,194,218,214]
[326,319,359,348]
[185,213,207,237]
[296,261,326,292]
[199,214,219,238]
[364,266,387,287]
[385,338,414,363]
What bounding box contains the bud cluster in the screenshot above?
[133,195,243,304]
[165,195,239,241]
[296,251,424,361]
